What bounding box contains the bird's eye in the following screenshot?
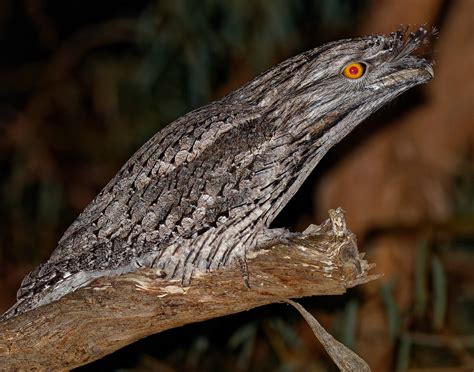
[342,62,366,79]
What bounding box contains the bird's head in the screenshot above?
[232,26,435,144]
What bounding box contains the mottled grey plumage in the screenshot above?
[1,27,434,320]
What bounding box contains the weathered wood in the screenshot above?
[0,209,378,370]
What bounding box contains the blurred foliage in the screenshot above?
[0,0,473,371]
[392,162,474,371]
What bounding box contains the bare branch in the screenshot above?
[0,208,379,370]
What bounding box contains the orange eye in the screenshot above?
[342,62,366,79]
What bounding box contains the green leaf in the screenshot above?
[414,240,429,317]
[381,280,401,340]
[431,255,447,330]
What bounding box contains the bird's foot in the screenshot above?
[254,227,301,249]
[236,255,250,288]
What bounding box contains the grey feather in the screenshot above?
[1,27,435,320]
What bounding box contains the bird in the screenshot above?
[1,26,435,321]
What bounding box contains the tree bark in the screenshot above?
[0,208,378,370]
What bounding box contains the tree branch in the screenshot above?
[0,208,379,370]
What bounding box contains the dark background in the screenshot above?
[0,0,473,371]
